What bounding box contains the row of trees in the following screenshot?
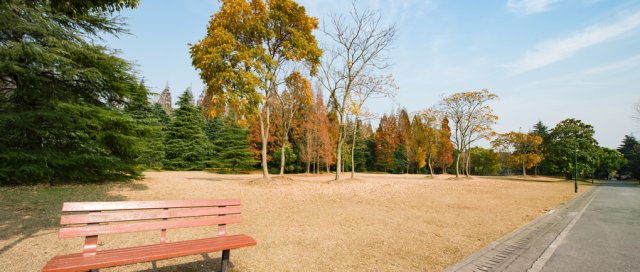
[191,0,398,180]
[2,0,638,184]
[491,119,635,180]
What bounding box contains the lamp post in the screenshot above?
[574,141,578,193]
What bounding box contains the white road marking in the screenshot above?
[527,189,600,272]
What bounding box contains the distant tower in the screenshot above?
[196,89,205,108]
[159,84,172,114]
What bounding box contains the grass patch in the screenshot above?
[0,183,128,241]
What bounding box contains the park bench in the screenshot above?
[42,199,256,272]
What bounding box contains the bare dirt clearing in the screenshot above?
[1,172,589,271]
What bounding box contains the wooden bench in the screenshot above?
[42,199,256,272]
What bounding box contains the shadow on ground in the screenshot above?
[136,254,233,272]
[595,180,640,187]
[0,182,147,255]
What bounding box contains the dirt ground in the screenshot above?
[0,172,589,271]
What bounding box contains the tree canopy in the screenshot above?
[191,0,322,179]
[0,0,145,185]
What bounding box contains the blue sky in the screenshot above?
[104,0,640,148]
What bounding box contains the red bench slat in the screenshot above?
[59,215,242,238]
[62,199,241,212]
[42,235,257,272]
[60,206,242,225]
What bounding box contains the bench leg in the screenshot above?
[221,249,230,272]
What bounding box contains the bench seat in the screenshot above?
[43,234,256,272]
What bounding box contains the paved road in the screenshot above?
[540,181,640,272]
[446,181,640,272]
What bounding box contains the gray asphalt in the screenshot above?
[540,181,640,272]
[446,180,640,272]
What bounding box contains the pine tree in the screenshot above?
[163,89,212,170]
[618,135,640,179]
[124,81,165,169]
[398,109,412,173]
[150,103,171,125]
[211,117,257,173]
[0,0,143,185]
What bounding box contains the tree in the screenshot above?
[124,81,165,169]
[420,109,440,176]
[397,109,412,174]
[191,0,321,180]
[469,147,501,175]
[299,89,332,173]
[163,90,212,170]
[437,117,454,174]
[491,132,543,176]
[347,74,396,178]
[0,0,145,185]
[531,121,549,175]
[374,115,395,172]
[276,71,312,176]
[546,119,600,179]
[317,4,396,180]
[410,115,426,173]
[210,117,257,172]
[440,90,498,177]
[595,147,625,179]
[617,135,640,180]
[151,103,171,125]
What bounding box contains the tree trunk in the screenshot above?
[534,165,538,177]
[279,141,286,176]
[522,160,526,176]
[335,128,344,180]
[454,151,460,177]
[351,120,358,179]
[279,120,290,176]
[259,110,270,180]
[465,149,471,177]
[427,155,434,177]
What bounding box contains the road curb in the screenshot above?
[445,185,599,272]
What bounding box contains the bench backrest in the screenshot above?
[59,199,242,256]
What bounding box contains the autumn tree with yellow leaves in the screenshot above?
[492,132,543,176]
[440,90,498,178]
[191,0,322,179]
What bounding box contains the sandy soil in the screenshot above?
[1,172,588,271]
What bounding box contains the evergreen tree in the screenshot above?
[150,103,171,125]
[617,135,640,179]
[163,90,212,170]
[211,117,257,172]
[205,117,225,142]
[531,121,550,174]
[124,81,165,169]
[0,0,143,184]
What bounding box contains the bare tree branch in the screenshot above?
[318,3,396,180]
